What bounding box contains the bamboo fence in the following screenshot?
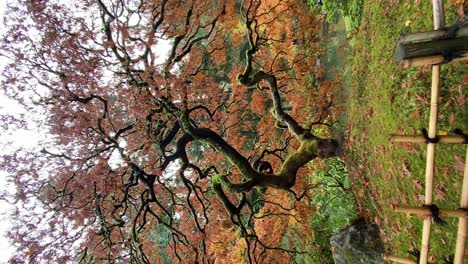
[389,134,466,144]
[454,148,468,264]
[420,1,444,262]
[384,1,468,263]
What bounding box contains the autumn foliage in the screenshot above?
[0,0,340,263]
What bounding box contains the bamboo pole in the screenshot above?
[398,27,468,44]
[401,52,468,68]
[389,134,466,144]
[419,64,440,264]
[419,2,445,263]
[432,1,445,30]
[383,255,417,264]
[454,146,468,264]
[395,205,468,218]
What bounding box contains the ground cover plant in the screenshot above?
[345,0,467,260]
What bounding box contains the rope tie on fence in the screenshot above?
[421,128,440,143]
[408,249,421,263]
[439,50,463,64]
[453,128,468,144]
[441,255,455,264]
[423,204,446,225]
[441,16,466,40]
[436,16,466,65]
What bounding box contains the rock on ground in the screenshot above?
[330,219,384,264]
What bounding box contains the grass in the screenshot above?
[344,0,467,260]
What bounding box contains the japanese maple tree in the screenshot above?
[0,0,340,263]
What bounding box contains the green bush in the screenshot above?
[307,158,358,263]
[307,0,364,29]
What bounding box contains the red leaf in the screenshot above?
[434,188,446,201]
[412,179,422,191]
[453,155,465,172]
[415,94,427,104]
[449,112,456,126]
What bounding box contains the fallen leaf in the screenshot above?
[416,194,425,202]
[444,98,453,107]
[412,179,422,191]
[449,112,456,126]
[416,94,427,104]
[453,155,465,172]
[456,94,466,106]
[434,188,446,201]
[438,130,448,135]
[436,181,446,190]
[410,109,420,119]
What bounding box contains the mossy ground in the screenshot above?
[344,1,467,259]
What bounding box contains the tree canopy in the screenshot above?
[0,0,341,262]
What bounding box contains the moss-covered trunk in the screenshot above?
[180,111,338,191]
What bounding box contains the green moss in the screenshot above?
[211,174,222,186]
[279,140,318,176]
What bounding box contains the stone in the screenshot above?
[330,219,384,264]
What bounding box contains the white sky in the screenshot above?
[0,1,176,262]
[0,1,18,262]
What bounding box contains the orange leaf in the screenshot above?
[449,112,456,126]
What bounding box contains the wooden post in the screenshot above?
[432,0,445,30]
[383,255,417,264]
[454,147,468,264]
[401,52,468,67]
[419,2,444,263]
[395,205,468,218]
[398,27,468,44]
[389,134,467,144]
[419,64,440,264]
[395,36,468,62]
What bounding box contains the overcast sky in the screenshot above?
[0,1,176,261]
[0,0,16,262]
